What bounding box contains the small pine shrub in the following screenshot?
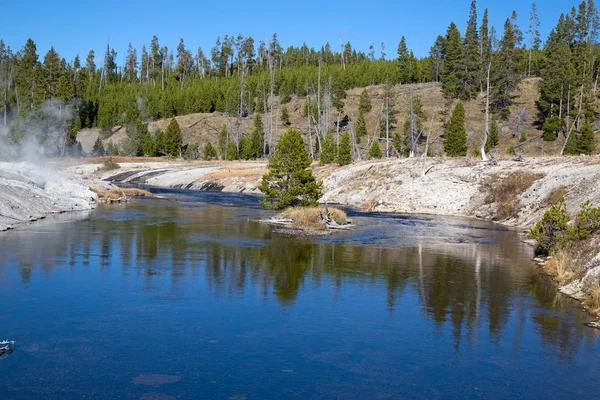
[529,197,573,255]
[575,201,600,239]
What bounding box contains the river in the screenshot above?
[1,188,598,399]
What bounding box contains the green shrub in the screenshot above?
[529,197,573,255]
[575,201,600,239]
[96,157,121,172]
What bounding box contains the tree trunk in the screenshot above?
[385,91,392,158]
[481,63,491,161]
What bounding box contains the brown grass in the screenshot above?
[483,171,545,220]
[90,186,153,200]
[282,206,347,230]
[550,249,583,285]
[586,281,600,314]
[542,186,568,209]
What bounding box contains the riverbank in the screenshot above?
[0,162,98,231]
[73,156,600,229]
[68,156,600,322]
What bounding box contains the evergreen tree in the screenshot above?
[143,130,156,156]
[542,116,563,141]
[251,115,264,158]
[165,117,182,157]
[355,110,367,143]
[485,118,499,152]
[258,129,323,210]
[106,140,119,156]
[369,140,383,159]
[564,129,579,155]
[154,130,165,155]
[480,9,491,89]
[92,136,105,157]
[358,88,372,114]
[577,123,596,155]
[397,36,411,83]
[203,142,217,160]
[444,102,467,156]
[226,141,239,160]
[441,23,463,98]
[461,0,481,100]
[218,124,228,159]
[490,16,523,113]
[280,106,291,125]
[240,134,254,159]
[336,132,353,165]
[319,131,337,165]
[527,3,541,76]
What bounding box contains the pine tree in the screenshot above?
[355,110,367,143]
[259,129,323,210]
[441,23,463,98]
[336,132,353,165]
[217,125,228,159]
[92,136,105,157]
[143,130,156,156]
[165,117,182,157]
[461,0,481,100]
[577,123,596,155]
[280,106,291,125]
[564,130,579,155]
[527,3,541,76]
[250,116,264,159]
[226,142,239,160]
[480,9,491,89]
[444,102,467,156]
[154,130,165,155]
[319,131,337,165]
[485,118,499,152]
[106,140,119,156]
[397,36,411,83]
[240,134,254,159]
[369,140,383,159]
[542,117,562,141]
[490,16,523,113]
[203,142,217,160]
[358,88,372,113]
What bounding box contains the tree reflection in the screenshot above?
[3,198,598,361]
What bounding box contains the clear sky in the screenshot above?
[0,0,575,65]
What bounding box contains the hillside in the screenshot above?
[78,78,595,157]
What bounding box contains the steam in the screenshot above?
[0,99,76,163]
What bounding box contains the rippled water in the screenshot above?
[0,189,598,399]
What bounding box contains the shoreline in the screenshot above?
[5,157,600,325]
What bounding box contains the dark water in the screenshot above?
[1,190,599,399]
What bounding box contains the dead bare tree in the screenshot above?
[421,116,434,178]
[510,106,529,138]
[481,62,491,161]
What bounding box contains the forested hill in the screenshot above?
[0,0,598,160]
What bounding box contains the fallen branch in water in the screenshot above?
[0,340,15,355]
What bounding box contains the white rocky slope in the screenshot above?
[0,162,97,231]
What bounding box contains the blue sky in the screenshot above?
[0,0,574,65]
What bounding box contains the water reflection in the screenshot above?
[2,197,596,364]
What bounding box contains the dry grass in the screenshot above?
[483,171,545,220]
[549,249,583,285]
[586,281,600,314]
[542,186,568,209]
[362,198,376,211]
[282,206,347,230]
[90,186,153,200]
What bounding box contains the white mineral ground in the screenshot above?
[0,161,97,231]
